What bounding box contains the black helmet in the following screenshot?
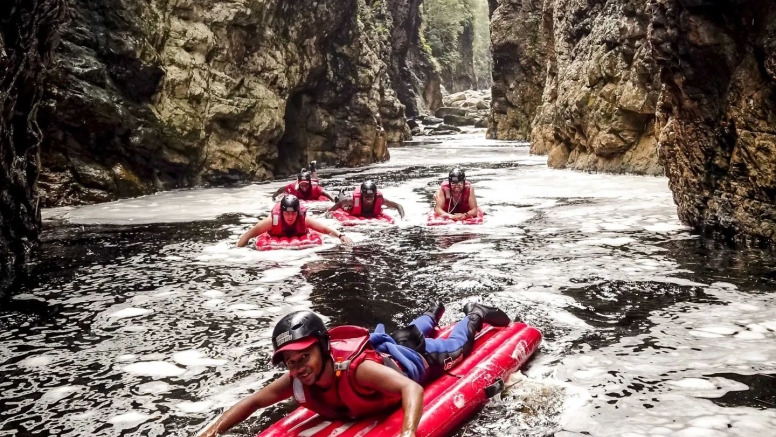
[298,170,312,183]
[280,195,300,212]
[448,168,465,184]
[271,311,329,365]
[360,180,377,196]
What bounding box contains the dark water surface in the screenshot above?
[2,134,776,437]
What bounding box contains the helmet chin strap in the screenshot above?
[313,342,331,386]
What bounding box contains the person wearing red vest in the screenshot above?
[272,167,335,202]
[433,168,479,221]
[197,302,511,437]
[236,195,353,247]
[327,180,405,219]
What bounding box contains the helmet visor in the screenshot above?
[272,337,318,365]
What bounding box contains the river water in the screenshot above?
[2,133,775,437]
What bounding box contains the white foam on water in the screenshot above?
[137,381,171,394]
[107,411,154,426]
[39,385,83,403]
[175,400,213,413]
[577,237,635,247]
[18,354,57,368]
[69,410,97,420]
[122,361,185,378]
[554,285,776,437]
[119,325,148,333]
[259,267,302,283]
[226,303,257,311]
[202,290,224,298]
[674,428,727,437]
[172,350,227,367]
[44,183,281,225]
[203,299,225,308]
[668,378,717,390]
[694,325,738,335]
[235,310,266,318]
[645,222,689,233]
[687,416,731,429]
[108,308,153,319]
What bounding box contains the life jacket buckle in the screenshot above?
[334,358,351,376]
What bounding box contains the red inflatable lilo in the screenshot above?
[426,209,484,226]
[256,321,541,437]
[254,231,323,251]
[330,209,395,226]
[300,195,331,203]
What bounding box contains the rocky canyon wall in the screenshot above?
[38,0,434,206]
[1,0,66,290]
[489,0,662,175]
[440,19,478,92]
[388,0,443,117]
[491,0,776,245]
[650,0,776,244]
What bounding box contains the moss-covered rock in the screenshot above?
[36,0,439,206]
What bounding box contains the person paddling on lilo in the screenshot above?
[327,180,406,219]
[433,168,479,220]
[272,161,335,202]
[197,302,511,437]
[236,195,353,247]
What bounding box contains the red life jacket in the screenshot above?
[285,182,323,200]
[269,203,308,237]
[440,181,471,214]
[291,326,402,419]
[347,187,384,216]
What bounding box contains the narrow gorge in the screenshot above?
[4,0,776,287]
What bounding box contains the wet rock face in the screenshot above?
[441,20,477,93]
[38,0,421,206]
[649,0,776,244]
[387,0,443,117]
[491,0,776,244]
[490,0,661,175]
[1,0,65,288]
[488,0,553,141]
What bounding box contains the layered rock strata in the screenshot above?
[38,0,423,206]
[649,0,776,244]
[1,0,66,290]
[489,0,661,175]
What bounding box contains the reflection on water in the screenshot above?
[2,134,776,437]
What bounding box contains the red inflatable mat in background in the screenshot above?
[426,209,484,226]
[330,209,395,226]
[257,321,542,437]
[254,231,323,251]
[300,195,331,203]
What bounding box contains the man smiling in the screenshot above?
[197,303,511,437]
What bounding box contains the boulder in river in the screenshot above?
[443,115,478,126]
[434,107,468,118]
[422,117,444,126]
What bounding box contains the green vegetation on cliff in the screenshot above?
[422,0,490,91]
